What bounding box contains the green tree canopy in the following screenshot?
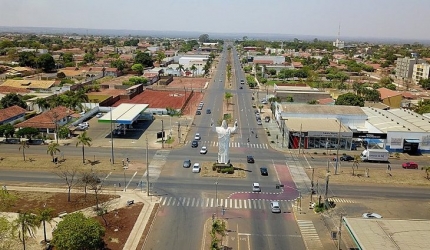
[123,76,148,86]
[131,63,144,75]
[37,53,56,72]
[0,93,28,109]
[110,59,126,71]
[134,51,153,67]
[83,53,96,64]
[18,51,37,67]
[199,34,210,43]
[15,127,39,138]
[335,93,365,107]
[52,212,105,250]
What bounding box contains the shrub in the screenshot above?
[314,152,318,154]
[314,203,325,213]
[323,152,326,155]
[212,165,217,171]
[221,167,234,174]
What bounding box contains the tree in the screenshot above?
[76,131,92,164]
[419,78,430,90]
[18,51,37,68]
[190,64,197,77]
[425,166,430,180]
[198,34,210,43]
[12,212,39,250]
[62,52,74,64]
[0,216,15,249]
[110,59,126,71]
[36,207,54,243]
[15,127,39,139]
[176,64,184,76]
[224,92,233,110]
[47,142,61,163]
[134,51,153,68]
[51,212,105,250]
[131,63,144,75]
[123,76,148,86]
[268,69,277,79]
[0,124,14,138]
[258,105,263,113]
[57,166,79,202]
[19,140,29,161]
[34,97,50,111]
[0,93,27,109]
[0,188,17,210]
[335,93,365,107]
[156,51,166,64]
[80,171,99,200]
[37,53,56,72]
[83,53,95,64]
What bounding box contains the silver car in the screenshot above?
[271,201,281,213]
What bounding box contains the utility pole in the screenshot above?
[177,122,181,144]
[161,120,164,149]
[311,168,315,201]
[146,136,149,196]
[338,214,343,250]
[335,120,342,174]
[110,107,114,164]
[298,123,303,154]
[324,172,330,209]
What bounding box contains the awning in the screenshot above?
[405,139,421,143]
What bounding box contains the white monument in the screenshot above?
[212,119,238,164]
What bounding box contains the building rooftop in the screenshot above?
[284,118,350,132]
[361,107,426,132]
[281,104,366,116]
[1,79,56,89]
[378,87,402,99]
[0,105,27,122]
[388,108,430,132]
[14,106,73,129]
[344,218,430,250]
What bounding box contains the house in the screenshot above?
[0,79,56,91]
[14,106,74,140]
[0,105,27,125]
[377,87,403,108]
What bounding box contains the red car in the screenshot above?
[402,162,418,169]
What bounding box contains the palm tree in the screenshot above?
[224,92,233,111]
[47,142,61,163]
[76,131,92,164]
[19,140,29,161]
[176,64,184,76]
[37,207,54,243]
[13,212,39,250]
[190,64,197,77]
[34,98,49,112]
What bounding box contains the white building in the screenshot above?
[333,39,345,49]
[412,63,430,84]
[178,56,208,76]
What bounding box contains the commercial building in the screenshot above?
[412,63,430,84]
[395,57,425,80]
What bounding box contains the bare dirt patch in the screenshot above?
[94,202,144,250]
[308,167,430,186]
[1,191,118,215]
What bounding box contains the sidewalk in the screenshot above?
[4,186,158,250]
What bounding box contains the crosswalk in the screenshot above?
[297,220,323,249]
[185,140,269,149]
[328,197,355,203]
[159,196,294,210]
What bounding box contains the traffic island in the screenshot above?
[202,217,229,250]
[200,162,246,178]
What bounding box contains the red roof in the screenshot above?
[377,87,402,99]
[14,106,73,129]
[317,98,335,105]
[0,105,27,122]
[253,60,273,64]
[0,86,31,94]
[113,89,190,110]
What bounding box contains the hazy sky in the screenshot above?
[1,0,430,40]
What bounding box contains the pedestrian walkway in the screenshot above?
[159,196,294,210]
[143,150,170,182]
[184,140,269,149]
[328,197,355,203]
[296,220,324,250]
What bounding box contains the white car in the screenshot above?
[200,146,207,154]
[252,183,261,192]
[96,113,103,118]
[192,163,201,173]
[194,133,201,140]
[362,213,382,219]
[270,201,281,213]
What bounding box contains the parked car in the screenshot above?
[402,162,418,169]
[96,113,103,118]
[270,201,281,213]
[191,140,198,148]
[260,167,268,176]
[265,116,270,122]
[340,155,354,161]
[194,133,201,140]
[200,146,208,154]
[252,183,261,192]
[183,160,191,168]
[196,110,201,115]
[257,120,262,125]
[362,212,382,219]
[192,163,201,173]
[239,86,243,89]
[247,156,255,163]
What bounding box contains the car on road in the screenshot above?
[183,160,191,168]
[270,201,281,213]
[96,113,103,118]
[200,146,207,154]
[206,109,211,114]
[240,79,245,84]
[252,183,261,192]
[197,106,203,110]
[362,212,382,219]
[254,110,259,114]
[196,110,201,115]
[239,86,243,89]
[194,133,201,140]
[191,140,198,148]
[261,99,268,104]
[402,161,418,169]
[340,155,354,161]
[260,167,268,176]
[257,120,262,125]
[265,116,270,122]
[247,156,255,163]
[192,163,201,173]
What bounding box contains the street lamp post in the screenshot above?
[215,181,218,218]
[146,136,149,196]
[110,107,114,164]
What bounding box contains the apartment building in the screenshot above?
[412,63,430,84]
[395,57,425,80]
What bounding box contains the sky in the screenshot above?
[1,0,430,41]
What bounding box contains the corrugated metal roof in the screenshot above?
[281,104,366,116]
[361,107,425,132]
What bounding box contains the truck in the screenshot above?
[360,149,389,162]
